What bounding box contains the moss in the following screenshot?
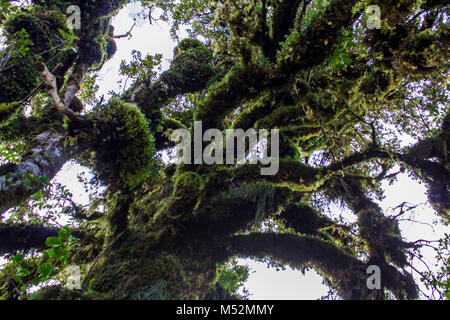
[28,286,86,300]
[0,102,21,124]
[173,38,208,57]
[280,203,333,235]
[194,62,270,128]
[3,6,70,54]
[159,38,213,93]
[358,209,407,267]
[69,96,84,113]
[172,171,203,211]
[82,98,156,190]
[0,6,74,104]
[76,16,116,71]
[84,231,216,299]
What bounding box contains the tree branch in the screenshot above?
[35,62,86,124]
[222,232,417,299]
[0,223,84,254]
[0,131,68,214]
[114,22,136,39]
[223,232,372,299]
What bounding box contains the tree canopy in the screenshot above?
[0,0,449,300]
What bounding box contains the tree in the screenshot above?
[0,0,449,300]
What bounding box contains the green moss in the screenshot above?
[83,98,156,190]
[0,102,21,124]
[173,38,207,57]
[173,171,203,197]
[160,38,213,93]
[0,6,74,104]
[358,209,407,267]
[194,63,270,128]
[69,96,84,113]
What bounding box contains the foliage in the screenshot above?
[8,226,77,297]
[216,259,250,299]
[76,72,100,109]
[119,50,162,90]
[0,0,449,301]
[417,234,450,299]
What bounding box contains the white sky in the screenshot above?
[1,2,448,300]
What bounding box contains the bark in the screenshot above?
[35,62,86,124]
[0,131,68,215]
[0,224,84,254]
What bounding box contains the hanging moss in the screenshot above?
[173,171,203,203]
[358,209,407,267]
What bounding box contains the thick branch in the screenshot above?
[272,0,303,49]
[223,232,370,299]
[279,202,335,235]
[223,232,417,299]
[278,0,360,72]
[0,224,84,254]
[0,131,68,214]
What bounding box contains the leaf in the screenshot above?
[44,248,59,259]
[13,253,24,263]
[58,29,68,39]
[62,226,72,236]
[32,277,42,286]
[45,236,62,247]
[38,176,50,185]
[39,263,53,278]
[32,190,43,201]
[16,266,31,277]
[58,230,69,240]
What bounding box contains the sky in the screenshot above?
[1,1,448,300]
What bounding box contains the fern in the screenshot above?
[227,183,276,225]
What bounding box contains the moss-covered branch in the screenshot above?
[223,232,417,299]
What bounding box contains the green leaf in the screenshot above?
[45,236,62,247]
[39,263,53,278]
[16,266,31,277]
[44,248,59,259]
[62,226,72,236]
[32,277,42,286]
[38,176,50,185]
[13,253,24,263]
[32,190,43,201]
[58,230,69,240]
